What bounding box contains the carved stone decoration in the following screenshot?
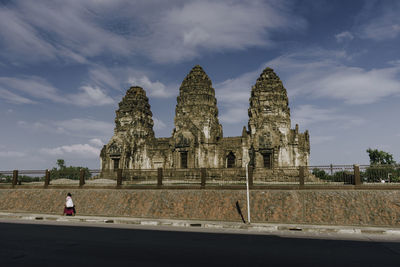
[100,65,310,177]
[107,142,122,156]
[175,133,191,148]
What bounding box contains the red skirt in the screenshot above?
[64,207,74,216]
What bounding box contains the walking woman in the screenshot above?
[63,193,76,216]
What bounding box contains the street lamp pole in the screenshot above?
[246,163,251,224]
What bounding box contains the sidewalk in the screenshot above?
[1,211,400,237]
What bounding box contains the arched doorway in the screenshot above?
[262,152,272,169]
[112,158,120,171]
[227,152,236,168]
[180,151,188,168]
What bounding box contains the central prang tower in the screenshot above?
[172,65,223,168]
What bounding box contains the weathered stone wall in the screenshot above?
[0,189,399,227]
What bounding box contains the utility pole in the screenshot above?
[246,163,251,224]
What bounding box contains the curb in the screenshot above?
[1,212,400,236]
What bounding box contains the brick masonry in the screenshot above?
[0,189,399,226]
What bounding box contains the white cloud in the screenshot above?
[266,50,400,104]
[358,3,400,40]
[86,65,178,98]
[128,75,175,98]
[17,120,61,134]
[335,31,354,43]
[215,68,260,124]
[40,144,100,158]
[0,76,65,103]
[291,105,365,128]
[291,105,336,127]
[89,138,104,147]
[214,46,400,126]
[219,107,248,124]
[307,67,400,104]
[0,1,131,64]
[0,88,35,104]
[67,85,115,106]
[17,118,114,139]
[88,65,121,90]
[209,48,400,131]
[216,69,258,103]
[0,6,58,63]
[141,0,305,63]
[53,118,114,138]
[0,151,26,158]
[363,23,400,40]
[0,75,115,107]
[153,118,166,130]
[0,1,304,64]
[311,135,335,145]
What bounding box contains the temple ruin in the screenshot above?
[100,65,310,177]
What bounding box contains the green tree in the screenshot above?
[366,148,396,165]
[364,149,398,182]
[57,159,66,169]
[312,168,330,180]
[50,159,91,180]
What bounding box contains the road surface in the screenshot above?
[1,220,399,266]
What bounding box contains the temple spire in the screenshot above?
[114,86,155,141]
[248,67,291,135]
[174,65,222,142]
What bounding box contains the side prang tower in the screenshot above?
[100,86,155,173]
[247,67,309,167]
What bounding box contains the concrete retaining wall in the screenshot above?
[0,189,399,227]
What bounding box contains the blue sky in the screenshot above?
[1,0,400,169]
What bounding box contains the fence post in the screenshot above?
[79,169,85,187]
[353,164,361,186]
[12,170,18,187]
[44,169,50,188]
[299,166,305,187]
[200,168,206,188]
[157,168,163,187]
[116,169,122,187]
[248,166,253,188]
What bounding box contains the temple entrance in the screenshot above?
[180,151,188,168]
[227,152,235,168]
[113,158,120,170]
[262,153,272,169]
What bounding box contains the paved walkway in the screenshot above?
[1,211,400,240]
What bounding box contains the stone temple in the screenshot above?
[100,66,309,175]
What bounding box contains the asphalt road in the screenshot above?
[1,221,400,267]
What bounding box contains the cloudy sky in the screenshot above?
[1,0,400,170]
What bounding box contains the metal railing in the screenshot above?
[359,165,400,183]
[1,164,400,188]
[0,170,46,185]
[306,165,355,184]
